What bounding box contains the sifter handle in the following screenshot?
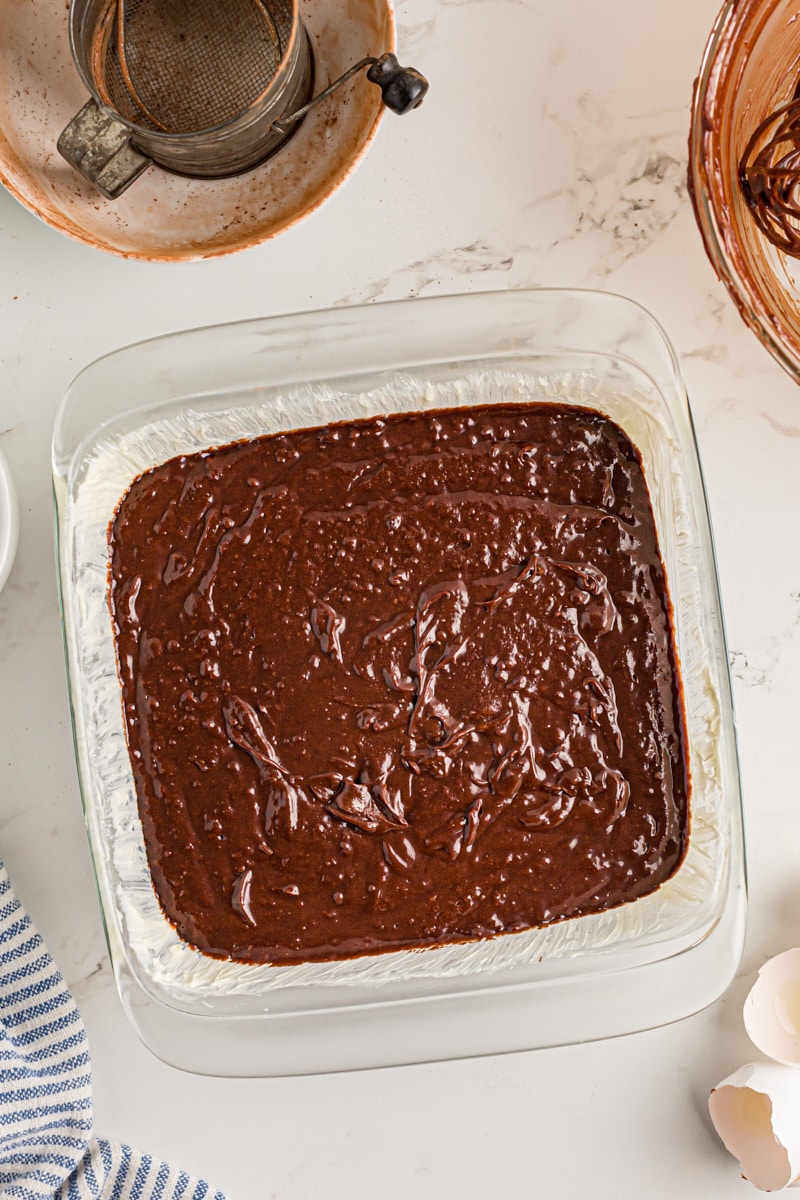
[272,53,429,135]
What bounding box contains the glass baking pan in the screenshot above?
[52,289,746,1076]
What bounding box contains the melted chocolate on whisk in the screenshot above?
[740,87,800,256]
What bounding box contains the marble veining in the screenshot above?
[339,240,515,304]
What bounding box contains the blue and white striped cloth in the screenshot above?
[0,858,227,1200]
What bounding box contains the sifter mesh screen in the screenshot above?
[95,0,294,133]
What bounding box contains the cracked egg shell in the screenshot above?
[709,1063,800,1191]
[744,949,800,1066]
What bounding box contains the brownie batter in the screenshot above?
[108,402,689,964]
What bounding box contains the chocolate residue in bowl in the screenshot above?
[688,0,800,381]
[107,402,689,965]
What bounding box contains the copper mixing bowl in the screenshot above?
[689,0,800,383]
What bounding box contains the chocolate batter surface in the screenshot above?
[108,402,689,964]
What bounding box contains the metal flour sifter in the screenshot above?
[58,0,428,199]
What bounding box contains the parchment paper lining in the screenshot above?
[65,365,725,1002]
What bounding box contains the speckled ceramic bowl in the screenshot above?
[0,448,19,597]
[0,0,393,261]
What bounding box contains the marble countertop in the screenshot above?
[2,0,799,1195]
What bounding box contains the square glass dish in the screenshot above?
[53,289,746,1076]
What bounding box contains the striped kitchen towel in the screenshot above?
[0,857,227,1200]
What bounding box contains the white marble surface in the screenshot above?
[1,0,799,1195]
